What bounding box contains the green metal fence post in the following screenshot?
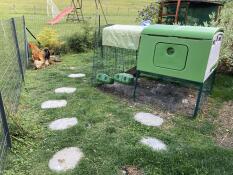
[133,71,140,101]
[209,70,217,94]
[22,16,29,67]
[11,18,25,82]
[0,92,12,148]
[193,84,204,117]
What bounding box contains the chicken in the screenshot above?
[28,43,62,69]
[28,43,50,69]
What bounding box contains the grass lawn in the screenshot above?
[1,1,233,174]
[4,52,233,175]
[0,0,154,40]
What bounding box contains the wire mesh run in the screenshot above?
[92,26,137,84]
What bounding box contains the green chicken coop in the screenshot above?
[135,24,224,116]
[93,23,224,117]
[137,24,224,83]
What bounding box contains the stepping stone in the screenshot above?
[49,117,78,131]
[68,73,86,78]
[134,112,164,127]
[55,87,77,94]
[140,137,167,151]
[41,100,67,109]
[49,147,84,172]
[69,67,78,70]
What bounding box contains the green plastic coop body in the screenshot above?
[137,24,224,83]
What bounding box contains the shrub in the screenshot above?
[136,2,159,24]
[217,2,233,74]
[37,28,64,54]
[66,23,94,53]
[208,2,233,74]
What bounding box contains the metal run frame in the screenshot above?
[92,23,138,85]
[66,0,108,24]
[66,0,84,22]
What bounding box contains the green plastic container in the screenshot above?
[96,73,114,84]
[114,73,134,84]
[137,24,224,83]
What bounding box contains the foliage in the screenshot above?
[217,1,233,74]
[208,1,233,74]
[37,28,64,54]
[136,2,159,24]
[66,23,94,53]
[212,74,233,101]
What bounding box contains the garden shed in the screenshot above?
[158,0,224,25]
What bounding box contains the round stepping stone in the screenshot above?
[134,112,164,127]
[68,73,85,78]
[55,87,77,94]
[49,117,78,131]
[41,100,67,109]
[69,67,78,70]
[140,137,167,151]
[49,147,84,172]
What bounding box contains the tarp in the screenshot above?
[102,25,144,50]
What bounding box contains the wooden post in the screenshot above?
[175,0,181,24]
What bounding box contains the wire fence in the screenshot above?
[7,3,144,17]
[0,16,28,174]
[92,25,137,84]
[3,1,147,42]
[23,12,142,42]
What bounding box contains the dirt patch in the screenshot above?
[99,77,198,116]
[214,101,233,148]
[121,166,144,175]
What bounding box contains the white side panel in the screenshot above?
[204,32,224,81]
